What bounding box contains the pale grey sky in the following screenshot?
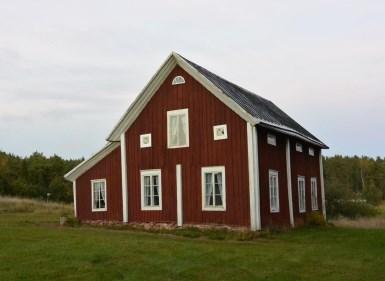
[0,0,384,159]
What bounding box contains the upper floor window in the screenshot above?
[296,143,303,152]
[167,109,189,148]
[91,179,107,212]
[311,177,318,210]
[298,176,306,213]
[202,166,226,211]
[267,134,276,146]
[269,170,280,213]
[213,124,228,140]
[141,170,162,210]
[140,133,152,148]
[172,75,185,85]
[308,147,315,156]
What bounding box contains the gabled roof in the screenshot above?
[64,142,120,181]
[107,52,327,148]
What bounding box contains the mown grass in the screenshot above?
[0,197,385,281]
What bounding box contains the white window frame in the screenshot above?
[167,108,189,149]
[91,179,107,212]
[311,177,318,210]
[140,133,152,148]
[172,75,185,85]
[213,124,228,140]
[298,176,306,213]
[269,170,280,213]
[296,143,303,152]
[267,134,277,146]
[308,147,315,156]
[201,166,226,211]
[140,169,162,211]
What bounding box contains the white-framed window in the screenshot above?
[298,176,306,213]
[172,75,185,85]
[308,147,315,156]
[267,134,276,146]
[140,133,152,148]
[167,108,189,148]
[213,124,228,140]
[296,143,303,152]
[91,179,107,212]
[269,170,280,213]
[140,170,162,211]
[311,177,318,210]
[201,166,226,211]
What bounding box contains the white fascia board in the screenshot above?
[174,53,257,125]
[107,54,177,141]
[64,142,120,182]
[106,52,257,142]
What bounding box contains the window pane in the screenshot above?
[205,172,214,207]
[145,196,151,206]
[153,185,159,196]
[178,114,187,145]
[152,175,159,186]
[169,115,178,146]
[144,185,151,197]
[215,195,223,206]
[153,195,159,206]
[144,176,151,187]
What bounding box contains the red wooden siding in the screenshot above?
[125,65,250,227]
[75,146,122,221]
[257,127,291,227]
[290,140,322,225]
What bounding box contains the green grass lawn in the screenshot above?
[1,199,385,281]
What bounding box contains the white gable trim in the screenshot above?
[64,142,120,182]
[106,52,257,142]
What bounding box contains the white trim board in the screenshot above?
[64,142,120,182]
[106,52,257,142]
[120,133,128,223]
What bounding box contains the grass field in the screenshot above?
[1,198,385,281]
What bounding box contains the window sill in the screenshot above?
[270,209,280,213]
[167,145,189,149]
[141,207,162,211]
[202,207,226,212]
[92,208,107,212]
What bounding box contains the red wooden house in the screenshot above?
[64,53,328,230]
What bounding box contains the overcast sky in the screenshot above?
[1,1,384,159]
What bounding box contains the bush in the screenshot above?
[64,217,81,227]
[328,200,379,219]
[305,212,326,226]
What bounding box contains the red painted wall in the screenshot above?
[125,65,250,227]
[257,127,291,228]
[75,146,122,221]
[290,140,322,225]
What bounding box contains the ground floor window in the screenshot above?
[140,170,162,210]
[311,177,318,210]
[269,170,280,213]
[298,176,306,213]
[202,166,226,211]
[91,179,107,212]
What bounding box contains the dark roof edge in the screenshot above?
[258,122,329,149]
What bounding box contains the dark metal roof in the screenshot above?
[180,55,327,148]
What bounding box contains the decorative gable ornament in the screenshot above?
[172,75,185,85]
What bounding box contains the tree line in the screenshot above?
[0,151,82,203]
[0,150,384,206]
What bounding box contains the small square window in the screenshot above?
[213,124,228,140]
[140,134,152,148]
[296,143,303,152]
[267,134,276,146]
[309,147,315,156]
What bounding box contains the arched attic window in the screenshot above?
[172,75,185,85]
